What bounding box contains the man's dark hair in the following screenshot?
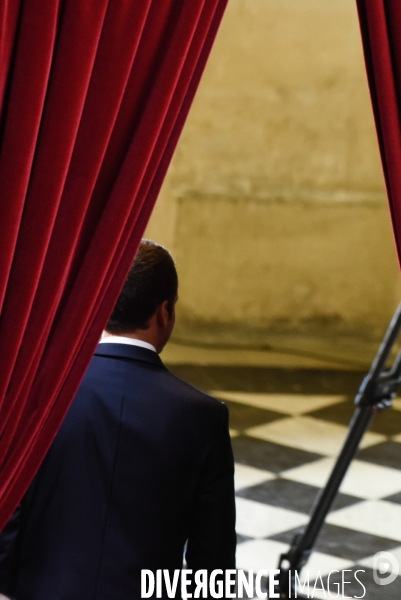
[106,239,178,333]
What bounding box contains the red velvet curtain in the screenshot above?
[356,0,401,260]
[0,0,228,529]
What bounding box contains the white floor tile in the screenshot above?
[212,392,347,416]
[326,500,401,541]
[236,497,309,539]
[236,538,289,572]
[246,416,385,457]
[282,458,401,499]
[234,463,276,491]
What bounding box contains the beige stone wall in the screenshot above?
[146,0,401,344]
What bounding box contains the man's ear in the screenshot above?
[157,300,170,328]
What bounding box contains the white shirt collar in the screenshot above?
[99,335,157,353]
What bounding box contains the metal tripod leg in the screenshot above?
[274,403,375,598]
[271,302,401,599]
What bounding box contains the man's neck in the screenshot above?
[102,331,159,352]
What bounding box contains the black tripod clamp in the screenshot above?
[355,302,401,409]
[272,303,401,599]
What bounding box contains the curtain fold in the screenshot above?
[0,0,228,529]
[356,0,401,260]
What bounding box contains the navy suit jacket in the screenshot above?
[0,344,236,599]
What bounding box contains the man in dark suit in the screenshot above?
[0,239,236,600]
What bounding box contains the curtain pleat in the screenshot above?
[356,0,401,259]
[0,0,228,529]
[0,1,59,311]
[0,1,22,122]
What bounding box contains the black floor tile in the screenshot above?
[236,478,362,514]
[369,408,401,436]
[384,491,401,505]
[306,399,355,426]
[224,399,287,430]
[271,522,399,562]
[357,441,401,470]
[236,533,252,544]
[232,435,323,473]
[308,398,401,436]
[308,400,401,436]
[270,524,308,546]
[167,366,366,395]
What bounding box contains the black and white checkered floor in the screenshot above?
[171,366,401,599]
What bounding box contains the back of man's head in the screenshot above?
[106,239,178,334]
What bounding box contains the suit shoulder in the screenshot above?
[162,369,226,412]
